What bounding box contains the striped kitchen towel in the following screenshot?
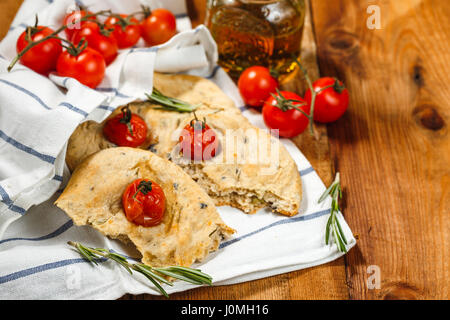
[0,0,355,299]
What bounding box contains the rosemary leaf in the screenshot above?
[154,269,208,285]
[145,88,198,113]
[334,214,348,245]
[67,241,214,298]
[134,264,173,286]
[318,173,349,253]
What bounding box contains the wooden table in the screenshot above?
[1,0,448,300]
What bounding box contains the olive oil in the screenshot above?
[206,0,305,80]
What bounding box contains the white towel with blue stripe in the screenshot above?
[0,0,356,299]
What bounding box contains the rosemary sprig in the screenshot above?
[145,88,199,113]
[68,241,212,298]
[318,173,348,253]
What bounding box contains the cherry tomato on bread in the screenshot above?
[122,179,165,227]
[16,26,62,75]
[238,66,278,107]
[140,8,176,46]
[262,91,310,138]
[179,115,219,161]
[304,77,349,123]
[103,106,148,148]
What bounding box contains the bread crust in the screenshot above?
[66,73,302,216]
[56,147,234,267]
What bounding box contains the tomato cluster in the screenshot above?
[14,7,177,88]
[238,65,350,138]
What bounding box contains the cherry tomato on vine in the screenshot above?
[140,8,176,46]
[122,179,166,227]
[71,21,118,65]
[262,91,310,138]
[179,116,219,161]
[238,66,278,107]
[304,77,349,123]
[56,47,105,88]
[63,9,96,39]
[103,106,148,147]
[105,14,141,49]
[16,26,62,75]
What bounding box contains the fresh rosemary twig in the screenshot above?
[318,173,348,253]
[67,241,212,298]
[145,88,199,113]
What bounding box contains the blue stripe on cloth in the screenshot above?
[0,79,51,110]
[95,87,131,98]
[0,258,89,285]
[219,208,331,249]
[58,102,88,117]
[206,65,221,79]
[52,175,63,182]
[238,106,247,112]
[98,105,116,112]
[0,130,56,164]
[8,23,27,32]
[175,13,189,19]
[129,47,158,53]
[0,220,73,245]
[0,185,26,215]
[299,167,314,176]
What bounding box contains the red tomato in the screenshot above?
[140,9,176,46]
[71,21,118,65]
[238,66,278,107]
[262,91,310,138]
[304,77,349,123]
[105,14,141,49]
[63,10,95,39]
[16,26,62,75]
[122,179,165,227]
[56,47,105,88]
[103,106,148,147]
[179,117,219,161]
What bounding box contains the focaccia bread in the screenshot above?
[66,73,302,216]
[55,147,234,267]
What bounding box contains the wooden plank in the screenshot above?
[310,0,450,299]
[0,0,23,40]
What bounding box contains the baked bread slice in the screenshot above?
[56,147,234,267]
[66,73,302,216]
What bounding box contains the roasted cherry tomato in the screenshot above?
[262,91,310,138]
[103,106,148,147]
[304,77,349,123]
[63,9,96,39]
[238,66,278,107]
[16,26,62,75]
[71,21,118,65]
[105,14,141,49]
[140,8,176,46]
[56,46,105,88]
[122,179,165,227]
[179,115,218,161]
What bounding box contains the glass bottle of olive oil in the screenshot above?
[205,0,305,80]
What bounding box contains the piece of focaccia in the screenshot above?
[66,73,302,216]
[56,147,234,267]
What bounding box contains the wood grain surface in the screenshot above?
[310,0,450,299]
[0,0,448,300]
